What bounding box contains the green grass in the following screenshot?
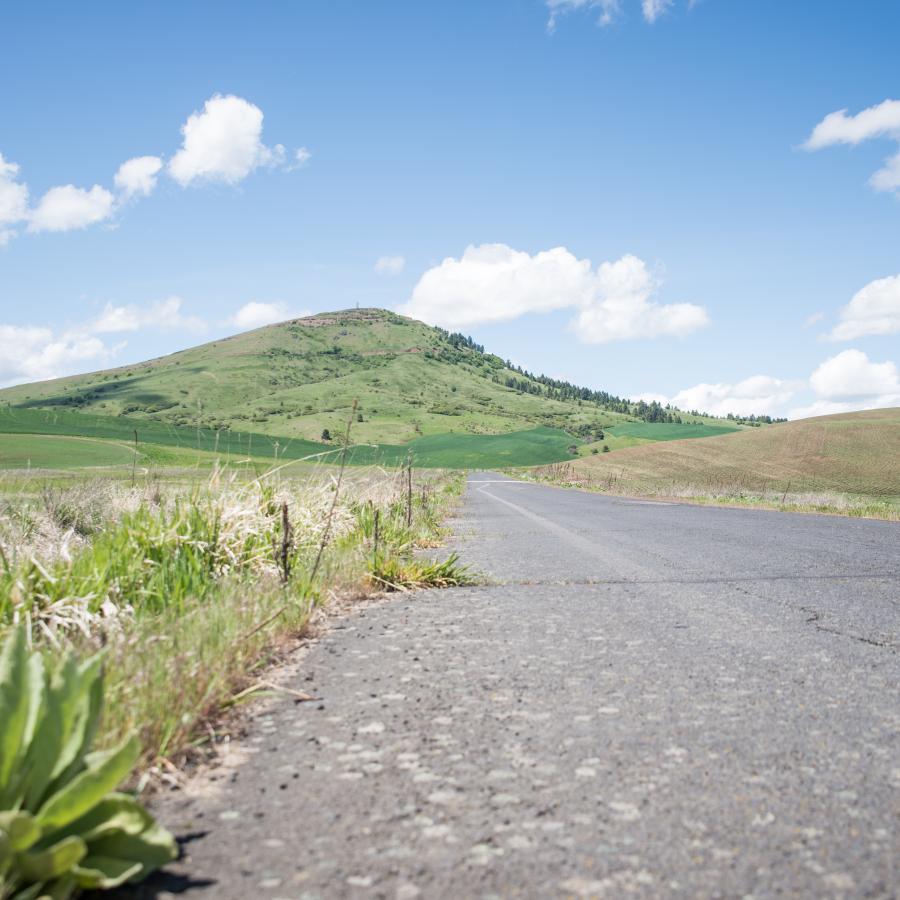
[0,433,137,469]
[0,408,580,469]
[607,421,741,441]
[0,467,467,769]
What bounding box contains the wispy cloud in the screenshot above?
[804,99,900,196]
[546,0,690,29]
[375,255,406,275]
[224,301,311,331]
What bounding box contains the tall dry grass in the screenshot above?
[526,462,900,520]
[0,463,466,771]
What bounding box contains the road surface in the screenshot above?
[144,474,900,899]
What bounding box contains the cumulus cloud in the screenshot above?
[0,325,109,387]
[0,154,29,245]
[660,351,900,421]
[791,350,900,418]
[0,297,210,386]
[546,0,682,28]
[642,375,799,418]
[27,185,115,233]
[168,94,287,186]
[573,254,709,342]
[827,274,900,340]
[3,92,303,244]
[375,255,406,275]
[808,349,899,399]
[398,244,708,343]
[92,296,206,334]
[114,155,163,199]
[804,99,900,195]
[225,301,311,331]
[670,376,798,417]
[644,349,900,420]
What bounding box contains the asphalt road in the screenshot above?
[144,474,900,899]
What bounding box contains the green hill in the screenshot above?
[0,308,751,469]
[0,309,643,445]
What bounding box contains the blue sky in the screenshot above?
[1,0,899,417]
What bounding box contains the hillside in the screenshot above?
[559,408,900,500]
[0,308,737,446]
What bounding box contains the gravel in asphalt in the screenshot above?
[139,474,900,899]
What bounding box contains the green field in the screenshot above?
[0,408,578,470]
[607,421,741,441]
[0,433,136,469]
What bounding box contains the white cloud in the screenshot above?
[803,311,824,328]
[290,147,312,170]
[0,325,109,386]
[804,99,900,195]
[792,349,900,418]
[0,297,211,386]
[547,0,619,29]
[168,94,286,186]
[114,155,163,199]
[641,0,672,22]
[225,301,310,331]
[645,375,799,417]
[827,274,900,340]
[3,93,302,245]
[804,99,900,150]
[808,349,899,400]
[92,296,206,334]
[0,154,29,245]
[28,184,115,233]
[375,255,405,275]
[399,244,708,344]
[573,254,709,342]
[546,0,682,28]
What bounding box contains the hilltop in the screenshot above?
[0,308,736,445]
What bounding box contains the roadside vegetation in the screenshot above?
[0,463,467,769]
[527,408,900,520]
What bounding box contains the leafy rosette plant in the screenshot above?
[0,629,176,899]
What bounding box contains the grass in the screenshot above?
[527,408,900,519]
[0,463,468,772]
[578,421,742,455]
[607,421,740,441]
[0,433,137,469]
[0,408,581,469]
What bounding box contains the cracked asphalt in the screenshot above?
[142,473,900,899]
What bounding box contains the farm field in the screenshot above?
[533,408,900,518]
[0,408,581,469]
[0,433,137,469]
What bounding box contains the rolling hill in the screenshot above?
[561,408,900,500]
[0,309,744,468]
[1,309,646,445]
